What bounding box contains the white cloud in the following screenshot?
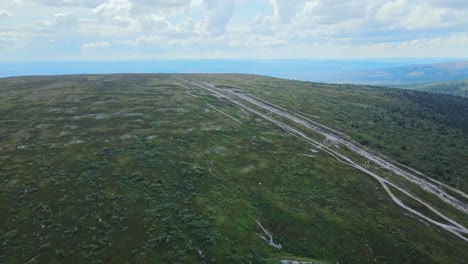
[81,41,111,49]
[131,0,192,15]
[375,0,408,22]
[228,33,287,48]
[428,0,468,9]
[92,0,132,19]
[139,14,171,32]
[23,0,102,7]
[133,17,203,48]
[0,32,23,43]
[268,0,303,23]
[374,0,468,30]
[251,0,379,40]
[202,0,234,36]
[400,5,443,30]
[0,10,14,17]
[36,12,78,31]
[2,0,468,60]
[0,31,28,54]
[88,0,140,35]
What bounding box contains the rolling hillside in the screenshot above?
[399,79,468,97]
[1,74,467,263]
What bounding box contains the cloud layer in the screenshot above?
[1,0,468,60]
[81,41,111,50]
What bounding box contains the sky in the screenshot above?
[1,0,468,62]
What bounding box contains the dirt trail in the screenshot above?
[176,79,468,242]
[220,87,468,215]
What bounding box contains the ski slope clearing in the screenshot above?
[177,78,468,242]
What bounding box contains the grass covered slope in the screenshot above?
[205,74,468,191]
[400,79,468,97]
[0,74,467,263]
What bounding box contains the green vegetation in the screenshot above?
[207,74,468,191]
[398,79,468,97]
[400,80,468,97]
[1,74,467,263]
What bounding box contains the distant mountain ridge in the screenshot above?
[0,58,462,83]
[318,60,468,85]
